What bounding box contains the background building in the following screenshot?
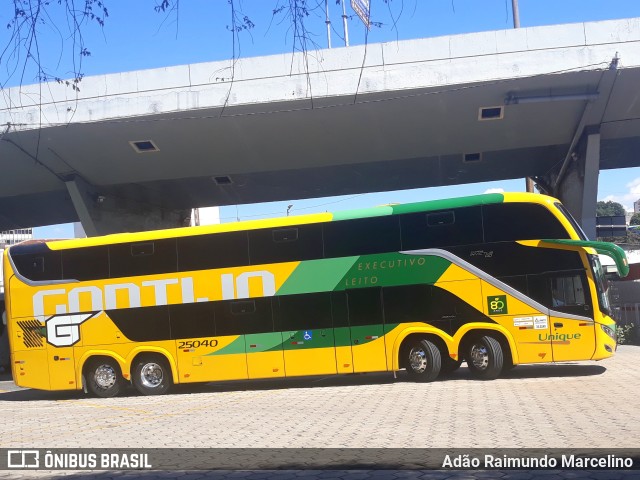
[0,229,32,249]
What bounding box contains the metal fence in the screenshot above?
[609,280,640,343]
[0,229,32,248]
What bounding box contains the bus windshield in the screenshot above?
[589,254,611,316]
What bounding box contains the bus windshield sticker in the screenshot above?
[487,295,508,315]
[533,316,549,330]
[513,317,533,327]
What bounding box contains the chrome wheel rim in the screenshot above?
[409,346,428,373]
[94,365,117,390]
[140,362,164,388]
[470,343,489,370]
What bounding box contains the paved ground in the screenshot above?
[0,346,639,478]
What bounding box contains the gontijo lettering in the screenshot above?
[32,271,277,319]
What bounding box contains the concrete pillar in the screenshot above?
[555,131,600,240]
[65,176,191,236]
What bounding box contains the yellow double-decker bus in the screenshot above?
[2,193,627,397]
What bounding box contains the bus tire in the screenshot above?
[84,357,125,398]
[406,339,441,382]
[132,355,172,396]
[466,335,503,380]
[502,357,517,373]
[440,357,463,376]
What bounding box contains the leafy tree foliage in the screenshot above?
[630,213,640,226]
[2,0,108,89]
[596,200,626,217]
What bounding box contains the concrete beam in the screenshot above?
[65,176,99,237]
[555,132,600,240]
[65,175,190,236]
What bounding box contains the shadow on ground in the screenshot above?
[0,362,607,402]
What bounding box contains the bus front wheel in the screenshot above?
[466,335,503,380]
[406,339,441,382]
[132,355,173,396]
[84,357,125,398]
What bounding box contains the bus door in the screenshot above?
[547,272,596,362]
[225,298,284,380]
[345,288,387,373]
[276,293,337,377]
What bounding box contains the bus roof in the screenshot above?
[29,192,558,251]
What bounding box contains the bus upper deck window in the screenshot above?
[427,211,455,226]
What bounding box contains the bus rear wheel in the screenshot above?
[84,357,125,398]
[406,339,441,382]
[132,355,172,396]
[466,335,503,380]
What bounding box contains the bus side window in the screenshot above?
[383,284,433,325]
[483,203,570,242]
[550,274,588,308]
[11,249,62,282]
[527,271,592,316]
[177,231,249,272]
[169,302,216,339]
[330,292,349,328]
[400,206,483,250]
[249,224,323,265]
[496,275,528,297]
[107,305,171,342]
[109,239,178,278]
[215,298,274,336]
[275,293,332,331]
[323,216,401,258]
[346,288,383,326]
[62,246,109,281]
[427,211,455,226]
[273,228,298,242]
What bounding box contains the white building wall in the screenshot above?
[191,207,221,226]
[0,229,33,248]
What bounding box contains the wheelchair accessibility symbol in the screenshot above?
[303,331,312,341]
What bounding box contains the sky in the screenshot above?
[1,0,640,237]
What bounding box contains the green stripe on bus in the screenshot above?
[390,193,504,215]
[277,257,359,296]
[205,336,246,356]
[337,253,451,290]
[281,331,337,350]
[332,205,394,221]
[244,332,287,353]
[327,194,504,222]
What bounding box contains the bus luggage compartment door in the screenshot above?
[46,344,78,390]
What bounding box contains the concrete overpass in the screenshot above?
[1,17,639,237]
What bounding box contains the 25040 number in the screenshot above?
[178,339,219,349]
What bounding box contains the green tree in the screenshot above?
[631,213,640,226]
[596,201,626,217]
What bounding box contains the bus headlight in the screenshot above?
[601,324,616,342]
